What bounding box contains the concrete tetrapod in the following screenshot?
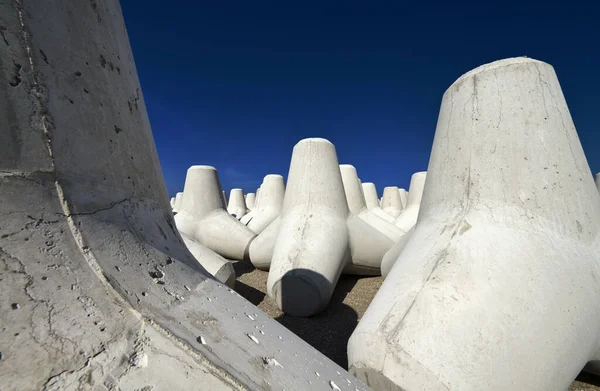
[0,3,371,390]
[247,174,285,234]
[348,57,600,390]
[380,172,428,277]
[245,192,256,209]
[267,138,351,317]
[173,191,183,213]
[226,188,247,219]
[397,188,408,209]
[175,167,255,260]
[362,182,396,223]
[180,233,236,288]
[380,186,403,218]
[339,165,405,267]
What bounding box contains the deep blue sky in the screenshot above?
[121,1,600,197]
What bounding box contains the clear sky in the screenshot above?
[121,1,600,198]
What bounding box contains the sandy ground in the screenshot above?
[232,261,600,390]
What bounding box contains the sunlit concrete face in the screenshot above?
[246,174,285,234]
[175,166,255,260]
[267,138,350,317]
[339,164,405,275]
[0,3,374,390]
[362,182,396,223]
[227,188,247,219]
[349,57,600,390]
[380,186,403,217]
[380,171,427,277]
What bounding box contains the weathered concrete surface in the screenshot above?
[595,173,600,194]
[362,182,396,223]
[380,186,403,218]
[247,174,285,234]
[0,2,371,390]
[267,138,351,317]
[227,188,247,219]
[348,57,600,390]
[175,166,255,260]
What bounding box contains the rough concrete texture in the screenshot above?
[348,57,600,390]
[227,188,247,219]
[380,186,403,218]
[247,174,285,234]
[397,188,408,209]
[175,166,256,261]
[246,192,256,209]
[0,2,370,390]
[362,182,396,223]
[267,138,351,317]
[595,173,600,194]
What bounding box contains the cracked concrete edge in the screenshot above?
[0,1,372,390]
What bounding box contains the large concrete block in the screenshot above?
[247,174,285,234]
[267,138,351,316]
[362,182,396,223]
[0,2,370,390]
[380,186,403,217]
[175,166,255,260]
[348,57,600,390]
[226,188,247,219]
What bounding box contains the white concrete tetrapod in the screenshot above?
[227,188,247,219]
[245,192,256,209]
[175,167,255,260]
[393,172,427,233]
[398,188,408,209]
[0,4,372,389]
[180,233,236,287]
[173,191,183,213]
[362,182,396,223]
[247,174,285,234]
[348,57,600,390]
[248,216,281,270]
[267,138,351,317]
[381,186,403,217]
[170,196,176,209]
[339,165,405,274]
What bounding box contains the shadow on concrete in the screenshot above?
[232,260,255,278]
[275,274,359,369]
[576,371,600,387]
